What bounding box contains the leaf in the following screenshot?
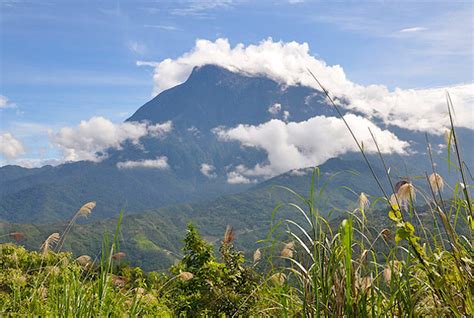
[388,210,401,222]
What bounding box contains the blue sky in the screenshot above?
[0,0,472,166]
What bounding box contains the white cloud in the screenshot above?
[226,171,252,184]
[50,117,172,162]
[268,103,282,115]
[138,38,473,133]
[148,120,173,137]
[216,114,409,178]
[144,24,181,31]
[117,157,169,169]
[128,41,147,55]
[200,163,217,178]
[0,133,25,160]
[399,27,427,33]
[283,110,290,121]
[170,0,233,16]
[0,95,16,109]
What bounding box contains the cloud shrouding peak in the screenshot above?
[117,157,169,169]
[138,38,473,133]
[50,117,172,162]
[0,133,25,160]
[216,114,409,179]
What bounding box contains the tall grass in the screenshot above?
[255,81,473,317]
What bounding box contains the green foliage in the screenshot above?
[168,223,259,316]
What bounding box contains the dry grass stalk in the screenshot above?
[41,233,60,255]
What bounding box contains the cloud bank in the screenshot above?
[117,157,169,169]
[138,38,473,134]
[0,133,25,160]
[216,114,409,179]
[50,117,172,162]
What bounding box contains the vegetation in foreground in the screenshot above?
[1,95,472,317]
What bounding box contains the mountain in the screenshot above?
[0,64,472,225]
[0,65,336,223]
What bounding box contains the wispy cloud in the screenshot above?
[144,24,181,31]
[399,26,427,33]
[128,41,147,55]
[0,95,16,110]
[117,157,169,169]
[170,0,233,17]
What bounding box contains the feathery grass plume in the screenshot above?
[111,252,126,260]
[281,241,295,258]
[383,267,391,284]
[110,274,127,287]
[397,182,416,207]
[281,247,293,258]
[253,248,261,263]
[444,129,452,146]
[76,255,93,267]
[429,172,445,193]
[41,233,60,255]
[356,275,372,294]
[389,194,399,210]
[284,241,295,250]
[76,201,96,218]
[381,228,391,241]
[394,180,408,194]
[358,192,370,212]
[270,273,286,286]
[38,286,48,300]
[178,271,194,281]
[57,201,96,252]
[9,232,25,242]
[223,225,234,244]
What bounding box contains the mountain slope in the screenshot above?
[0,64,472,225]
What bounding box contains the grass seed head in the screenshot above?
[223,225,234,244]
[270,273,286,286]
[358,192,370,212]
[111,252,126,260]
[41,233,60,255]
[429,173,445,192]
[9,232,25,242]
[76,255,93,267]
[253,248,262,263]
[397,182,416,208]
[281,247,294,258]
[76,201,96,218]
[178,271,194,281]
